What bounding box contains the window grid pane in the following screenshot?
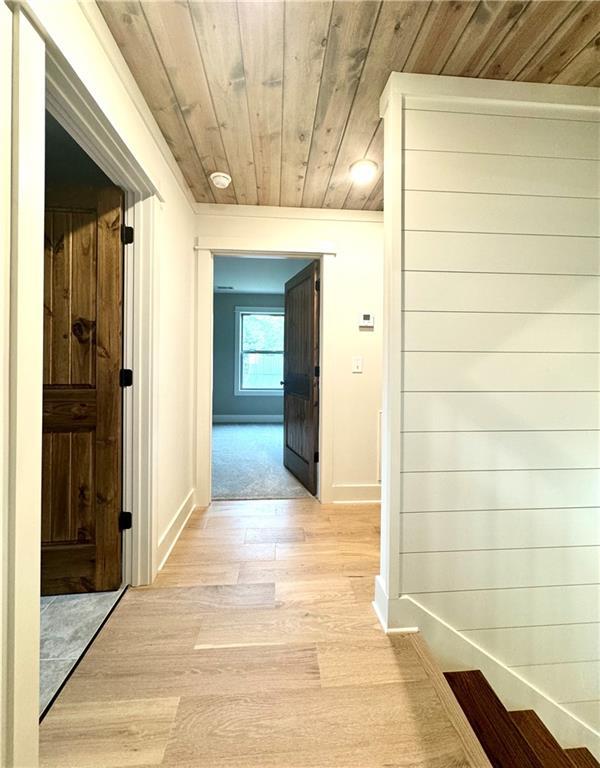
[239,311,284,391]
[241,352,283,391]
[241,312,284,353]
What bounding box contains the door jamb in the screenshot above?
[45,46,159,587]
[194,247,335,506]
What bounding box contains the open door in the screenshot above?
[283,261,320,495]
[41,185,123,594]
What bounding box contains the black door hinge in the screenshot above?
[314,451,319,464]
[315,279,321,291]
[314,365,320,377]
[121,225,134,245]
[119,511,132,531]
[120,369,133,388]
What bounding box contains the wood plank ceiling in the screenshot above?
[98,1,600,210]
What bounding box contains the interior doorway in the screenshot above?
[40,113,125,716]
[211,254,321,500]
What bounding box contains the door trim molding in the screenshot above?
[194,248,335,507]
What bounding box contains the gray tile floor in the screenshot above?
[40,589,123,713]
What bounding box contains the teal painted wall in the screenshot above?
[212,293,284,419]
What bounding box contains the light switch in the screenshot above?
[352,356,363,374]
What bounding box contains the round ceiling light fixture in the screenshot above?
[349,159,378,185]
[210,171,232,189]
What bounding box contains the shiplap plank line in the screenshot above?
[402,469,600,512]
[405,191,600,236]
[511,661,600,705]
[405,150,600,198]
[405,272,600,314]
[566,700,600,730]
[280,1,331,208]
[405,110,600,159]
[463,624,600,667]
[189,1,258,205]
[403,392,600,432]
[401,431,600,473]
[410,585,600,630]
[404,352,600,392]
[405,312,600,352]
[323,1,428,210]
[301,1,380,209]
[401,547,600,593]
[402,508,600,552]
[403,231,600,274]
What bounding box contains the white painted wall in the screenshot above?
[195,206,384,504]
[1,5,12,763]
[378,73,600,756]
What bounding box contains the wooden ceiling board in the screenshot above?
[478,1,578,80]
[553,29,600,84]
[189,1,259,205]
[99,0,214,203]
[140,1,236,204]
[322,1,429,210]
[441,1,528,78]
[238,2,284,206]
[300,0,381,208]
[280,1,332,208]
[516,1,600,82]
[98,0,600,212]
[342,118,383,210]
[403,1,480,74]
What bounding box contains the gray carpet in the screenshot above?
[212,423,312,500]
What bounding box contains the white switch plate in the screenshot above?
[359,312,374,329]
[352,356,363,373]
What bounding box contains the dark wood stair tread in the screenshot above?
[510,710,574,768]
[444,670,544,768]
[565,747,600,768]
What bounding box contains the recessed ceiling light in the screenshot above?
[210,171,232,189]
[349,159,378,185]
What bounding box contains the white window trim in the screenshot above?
[234,306,284,397]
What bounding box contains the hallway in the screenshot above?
[39,498,486,768]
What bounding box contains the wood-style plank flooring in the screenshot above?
[39,498,488,768]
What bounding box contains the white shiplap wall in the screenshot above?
[381,75,600,742]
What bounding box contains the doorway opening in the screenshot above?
[211,254,321,501]
[40,112,126,716]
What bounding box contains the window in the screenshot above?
[234,307,284,395]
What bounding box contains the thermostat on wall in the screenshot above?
[359,312,375,329]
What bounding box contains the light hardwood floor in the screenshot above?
[39,498,489,768]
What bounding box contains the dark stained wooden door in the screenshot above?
[42,185,123,594]
[283,261,320,495]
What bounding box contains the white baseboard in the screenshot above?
[331,483,381,503]
[383,594,600,758]
[213,414,283,423]
[157,488,196,571]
